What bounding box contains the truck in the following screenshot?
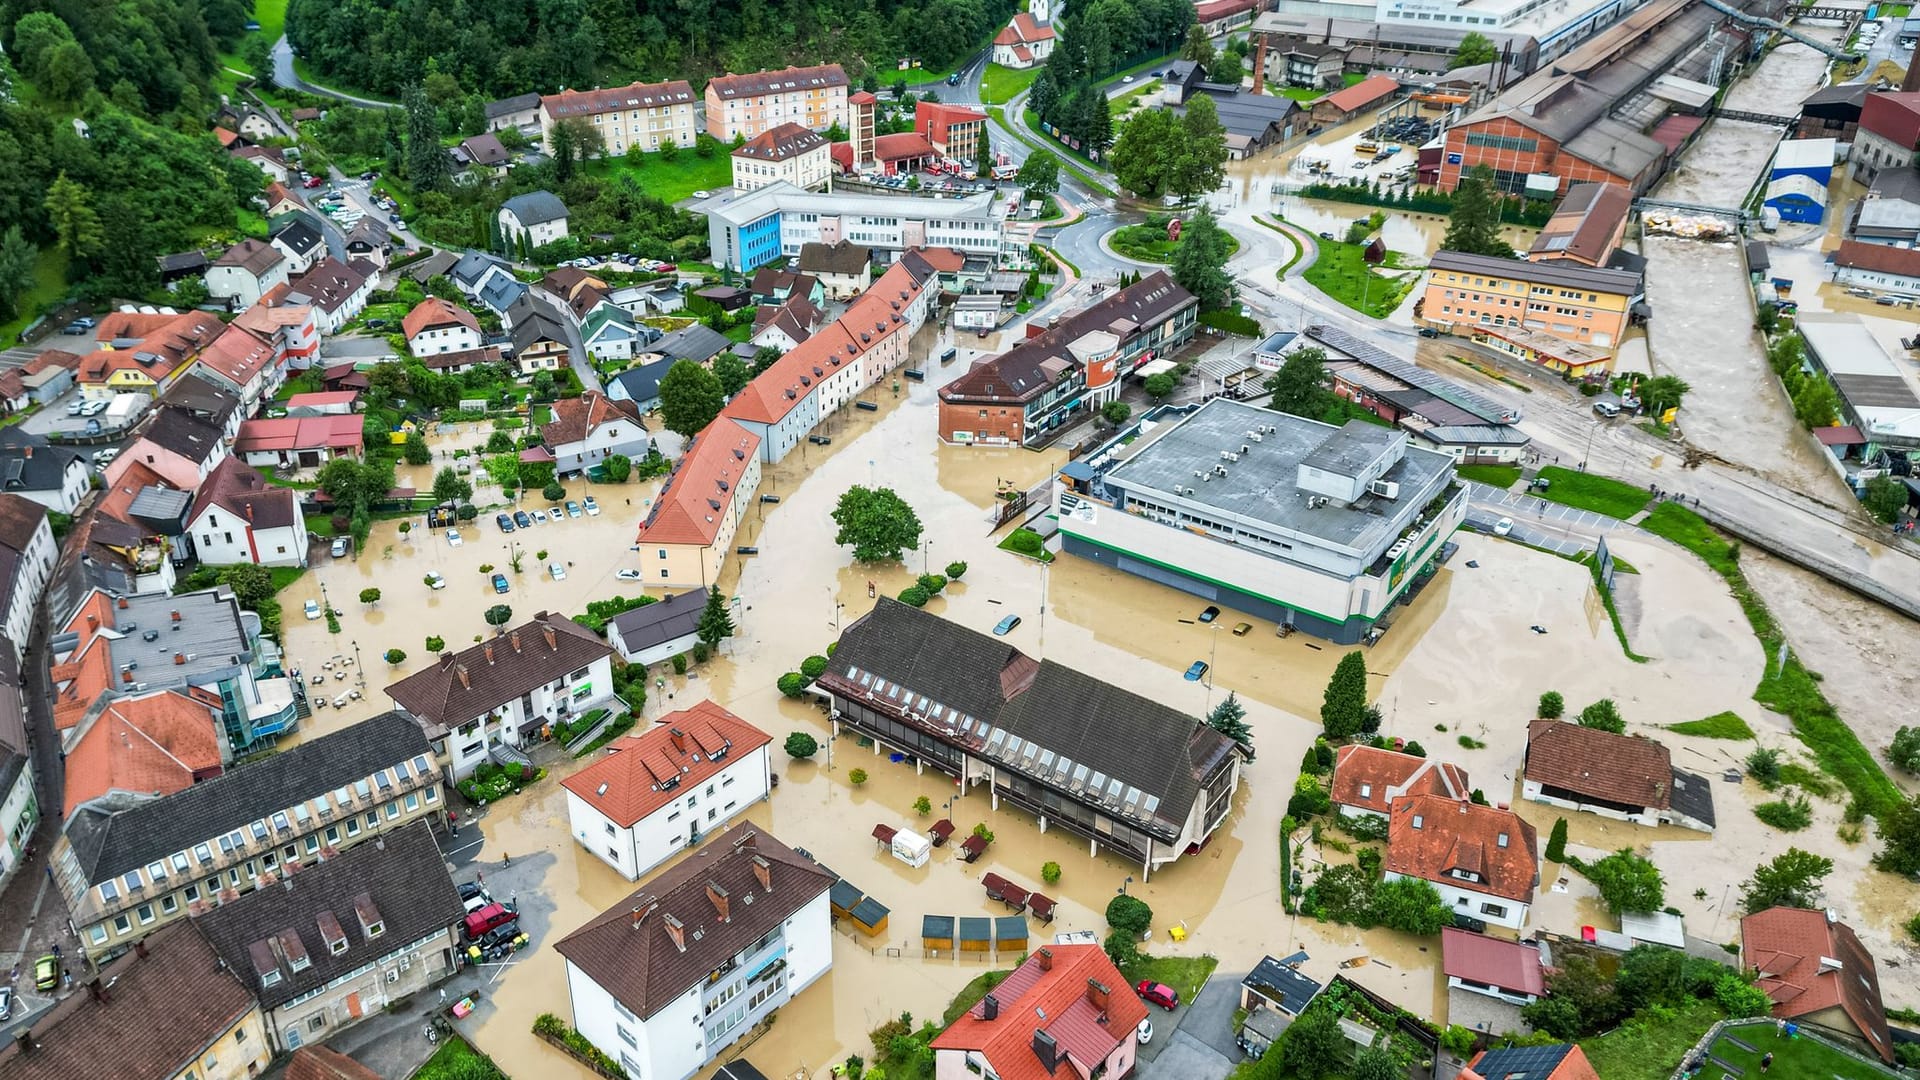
[1761,206,1781,233]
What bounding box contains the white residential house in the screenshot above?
[0,431,90,514]
[498,192,570,249]
[205,240,291,310]
[555,825,835,1080]
[540,391,649,476]
[186,458,311,568]
[605,588,709,666]
[581,303,644,361]
[285,258,376,336]
[0,495,56,661]
[561,701,772,880]
[384,614,615,780]
[403,298,484,357]
[1385,795,1539,931]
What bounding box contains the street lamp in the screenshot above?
[1204,623,1222,713]
[1117,875,1134,896]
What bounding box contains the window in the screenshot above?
[308,1016,327,1033]
[1479,902,1506,917]
[425,787,438,804]
[617,1025,637,1048]
[101,880,120,902]
[186,884,201,902]
[385,802,401,820]
[405,792,419,811]
[196,843,213,865]
[123,870,142,892]
[345,818,362,838]
[114,914,131,934]
[235,1027,248,1044]
[89,925,107,946]
[162,896,178,915]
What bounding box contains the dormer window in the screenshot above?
[1359,783,1372,799]
[1496,832,1509,848]
[1411,815,1423,829]
[354,892,385,940]
[318,911,349,956]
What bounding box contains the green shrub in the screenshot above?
[1538,691,1564,719]
[916,573,947,595]
[913,796,932,815]
[671,652,689,674]
[1042,861,1062,884]
[849,768,869,785]
[426,635,445,653]
[1746,747,1782,785]
[1402,740,1426,757]
[1546,818,1569,863]
[800,655,829,679]
[1105,894,1153,935]
[1754,796,1812,831]
[692,641,711,663]
[898,585,930,607]
[1458,735,1486,749]
[945,561,968,579]
[1713,972,1774,1018]
[777,673,809,698]
[1287,773,1332,818]
[385,648,406,664]
[1004,528,1046,557]
[542,480,565,501]
[784,731,819,758]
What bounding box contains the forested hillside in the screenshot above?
[286,0,1017,99]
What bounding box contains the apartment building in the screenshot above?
[0,494,55,660]
[539,81,698,154]
[631,419,763,589]
[51,711,442,961]
[706,181,1010,272]
[704,64,850,142]
[1420,249,1640,354]
[731,123,833,192]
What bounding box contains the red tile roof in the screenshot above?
[995,12,1056,45]
[561,700,772,826]
[734,122,828,162]
[1524,720,1672,810]
[1386,794,1538,904]
[193,323,279,390]
[706,64,849,101]
[80,311,224,386]
[635,419,760,547]
[541,390,642,448]
[98,459,171,524]
[1528,182,1632,264]
[402,297,480,341]
[1194,0,1259,22]
[1860,92,1920,156]
[234,414,365,455]
[286,391,360,409]
[63,690,225,814]
[931,944,1146,1080]
[1331,744,1470,815]
[541,80,696,119]
[285,1046,382,1080]
[1318,74,1402,114]
[874,131,936,162]
[1742,907,1892,1061]
[1440,927,1546,996]
[1835,238,1920,278]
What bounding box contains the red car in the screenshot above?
[303,176,325,189]
[1135,980,1178,1011]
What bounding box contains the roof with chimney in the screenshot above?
[1524,721,1714,826]
[931,943,1146,1080]
[186,457,301,533]
[540,389,642,449]
[286,258,373,315]
[1331,744,1470,815]
[941,273,1195,406]
[234,414,365,456]
[0,428,86,498]
[1741,906,1892,1061]
[796,240,872,277]
[994,12,1056,45]
[0,491,48,555]
[541,81,695,119]
[706,64,848,101]
[384,613,613,729]
[1385,794,1538,904]
[214,237,287,278]
[554,823,835,1018]
[195,820,464,1010]
[734,122,828,163]
[501,191,569,227]
[62,689,225,815]
[0,921,259,1080]
[562,700,772,826]
[60,709,432,884]
[403,297,481,341]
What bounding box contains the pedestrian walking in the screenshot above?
[1760,1052,1774,1073]
[1775,1018,1786,1038]
[502,852,511,866]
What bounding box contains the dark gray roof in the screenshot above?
[163,375,242,429]
[651,324,731,364]
[1468,1044,1578,1080]
[1669,768,1716,828]
[384,614,612,727]
[607,588,708,650]
[484,92,541,120]
[194,820,464,1009]
[156,251,210,274]
[510,306,570,353]
[449,250,513,288]
[501,191,568,226]
[1429,250,1641,295]
[1244,955,1323,1014]
[0,428,86,496]
[135,406,225,465]
[796,240,872,276]
[402,250,462,284]
[1193,88,1300,141]
[270,213,325,256]
[64,711,433,884]
[609,358,677,404]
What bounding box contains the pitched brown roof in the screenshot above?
[0,491,48,554]
[402,297,481,341]
[1386,794,1538,904]
[384,612,614,728]
[707,64,848,101]
[1524,720,1671,810]
[286,1046,383,1080]
[1742,907,1893,1061]
[541,80,696,119]
[554,824,835,1018]
[734,122,827,162]
[1527,182,1632,264]
[1834,238,1920,278]
[540,390,643,447]
[0,921,259,1080]
[797,240,871,276]
[215,238,286,276]
[187,457,301,532]
[1331,744,1469,815]
[561,700,773,826]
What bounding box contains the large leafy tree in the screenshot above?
[1170,205,1233,312]
[432,467,473,506]
[1111,108,1179,199]
[1741,847,1834,913]
[0,227,37,321]
[658,360,725,439]
[1585,849,1665,914]
[1450,31,1499,69]
[1180,23,1216,65]
[1265,347,1329,418]
[712,352,751,397]
[1017,151,1061,200]
[1872,794,1920,876]
[1320,651,1369,740]
[1170,94,1229,199]
[831,485,923,563]
[44,173,104,261]
[1441,165,1515,259]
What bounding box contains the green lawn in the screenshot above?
[1095,54,1176,89]
[1456,464,1521,488]
[1582,1000,1723,1080]
[982,63,1040,105]
[1668,711,1755,739]
[1301,239,1416,319]
[0,247,69,348]
[219,0,290,76]
[411,1034,508,1080]
[1697,1026,1897,1080]
[1532,466,1651,519]
[1108,80,1162,119]
[998,527,1054,562]
[583,150,732,204]
[1109,222,1240,264]
[1121,954,1218,1006]
[943,969,1014,1025]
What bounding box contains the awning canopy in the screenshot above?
[1134,358,1178,378]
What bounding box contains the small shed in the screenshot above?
[959,916,992,953]
[892,828,932,869]
[994,915,1028,953]
[959,833,989,863]
[830,879,864,919]
[923,914,955,953]
[849,896,891,938]
[928,819,955,847]
[1027,893,1057,924]
[1241,954,1324,1017]
[1763,174,1828,225]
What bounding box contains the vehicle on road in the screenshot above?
[34,955,57,992]
[426,572,446,590]
[303,176,325,188]
[66,400,83,415]
[330,537,348,558]
[565,500,582,518]
[692,190,713,199]
[463,903,517,941]
[947,73,961,85]
[549,563,567,580]
[305,599,321,620]
[496,513,515,533]
[63,316,95,333]
[1136,1017,1152,1044]
[1493,518,1514,537]
[1135,980,1178,1010]
[1198,605,1220,623]
[513,510,532,529]
[446,529,463,546]
[1418,327,1440,338]
[1184,661,1208,681]
[492,573,510,594]
[616,569,643,581]
[1122,74,1135,82]
[583,496,600,515]
[993,613,1022,635]
[1593,401,1621,418]
[1232,622,1252,636]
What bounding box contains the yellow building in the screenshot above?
[0,921,270,1080]
[633,418,763,588]
[1420,250,1640,353]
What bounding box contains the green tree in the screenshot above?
[1538,690,1564,719]
[712,352,751,396]
[1170,204,1233,311]
[241,36,274,86]
[1104,894,1152,935]
[751,345,782,375]
[1265,347,1329,417]
[1170,94,1230,199]
[484,604,514,628]
[1865,475,1909,524]
[1546,817,1569,863]
[1578,698,1625,734]
[1205,691,1252,746]
[1280,1008,1344,1080]
[0,228,37,321]
[1180,24,1216,65]
[1101,400,1131,425]
[426,635,446,653]
[359,587,382,606]
[1873,795,1920,876]
[1741,847,1834,912]
[602,454,632,482]
[1441,165,1514,259]
[1891,726,1920,774]
[403,430,432,465]
[832,485,923,562]
[1372,876,1449,934]
[542,479,565,501]
[697,589,735,647]
[1449,31,1499,69]
[1320,651,1369,739]
[1111,108,1179,199]
[41,41,95,100]
[658,360,726,438]
[1586,849,1665,914]
[403,83,453,192]
[1016,151,1062,200]
[433,467,474,506]
[785,731,819,759]
[1638,375,1690,416]
[385,648,407,665]
[1351,1046,1399,1080]
[1745,747,1782,784]
[1792,377,1840,428]
[44,173,104,261]
[1142,373,1176,401]
[218,563,275,608]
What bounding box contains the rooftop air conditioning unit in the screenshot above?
[1368,480,1400,499]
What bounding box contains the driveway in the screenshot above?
[1142,1031,1232,1080]
[1180,967,1245,1061]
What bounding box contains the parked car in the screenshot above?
[1593,401,1621,418]
[463,903,517,941]
[0,985,12,1020]
[547,505,565,521]
[1418,327,1441,338]
[692,190,713,199]
[1493,517,1514,537]
[549,562,567,580]
[616,569,643,581]
[496,513,515,533]
[446,529,463,547]
[1136,1017,1153,1044]
[1197,605,1220,623]
[993,614,1022,635]
[305,599,322,620]
[66,400,83,415]
[426,572,446,590]
[565,500,582,518]
[458,881,492,915]
[330,537,348,558]
[1135,980,1178,1011]
[492,573,510,594]
[1183,660,1208,682]
[34,955,58,992]
[531,509,549,524]
[475,921,526,953]
[513,510,533,529]
[583,496,600,516]
[1232,622,1252,636]
[303,175,325,188]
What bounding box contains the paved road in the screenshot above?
[270,37,397,108]
[523,289,602,395]
[1142,1030,1232,1080]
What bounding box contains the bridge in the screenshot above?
[1790,5,1863,19]
[1714,108,1798,126]
[1702,0,1859,59]
[1633,197,1753,222]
